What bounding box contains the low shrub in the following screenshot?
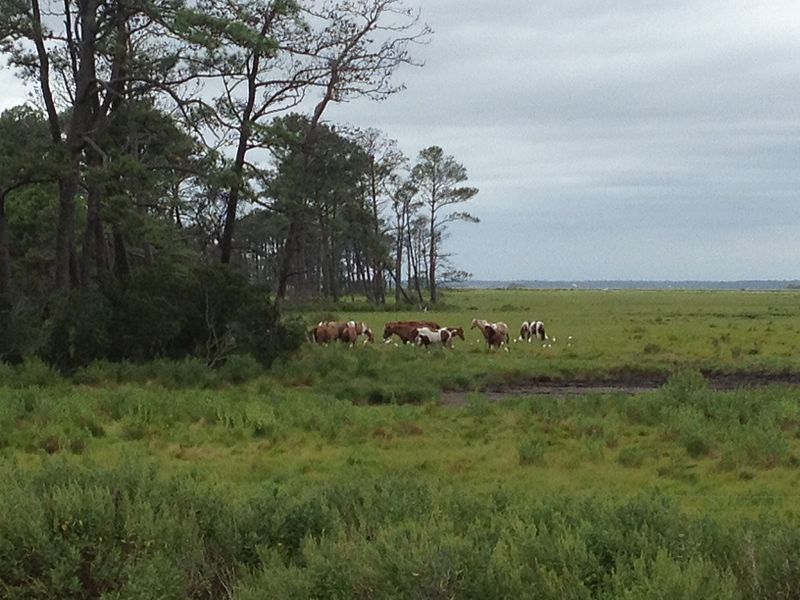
[8,357,62,387]
[661,369,709,405]
[518,436,547,466]
[617,445,646,468]
[2,458,800,598]
[684,434,713,459]
[467,392,493,418]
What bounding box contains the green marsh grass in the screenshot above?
[272,288,800,402]
[4,289,800,597]
[3,378,800,597]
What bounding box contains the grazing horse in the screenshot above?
[471,318,509,343]
[338,320,374,343]
[339,324,359,346]
[312,320,374,346]
[312,321,339,344]
[447,327,465,342]
[383,320,441,344]
[483,324,507,350]
[519,320,547,342]
[415,326,465,348]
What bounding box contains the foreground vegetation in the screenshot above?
[3,288,800,598]
[3,369,800,597]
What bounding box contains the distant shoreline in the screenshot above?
[447,280,800,291]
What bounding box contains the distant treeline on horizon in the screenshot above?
[447,280,800,291]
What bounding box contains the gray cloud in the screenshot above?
[327,0,800,279]
[3,1,799,280]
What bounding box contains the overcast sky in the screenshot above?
[2,1,799,280]
[326,0,800,280]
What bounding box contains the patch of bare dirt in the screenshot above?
[440,372,800,406]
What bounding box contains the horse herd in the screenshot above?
[310,318,549,350]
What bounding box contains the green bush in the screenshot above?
[0,356,63,388]
[467,392,493,418]
[0,293,42,364]
[617,445,646,468]
[684,434,713,459]
[41,290,114,372]
[219,353,265,384]
[609,550,740,599]
[661,369,709,405]
[35,262,301,373]
[0,461,247,599]
[518,436,547,466]
[4,459,800,598]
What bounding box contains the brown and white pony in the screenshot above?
[519,320,547,342]
[312,320,373,345]
[415,326,465,348]
[338,320,374,343]
[471,318,509,344]
[338,324,359,346]
[483,324,508,350]
[383,320,441,344]
[311,321,339,344]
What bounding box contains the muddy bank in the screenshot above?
[440,371,800,406]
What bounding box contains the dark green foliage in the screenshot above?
[0,461,248,599]
[684,434,712,459]
[0,356,62,387]
[661,368,709,404]
[42,290,114,372]
[617,445,646,467]
[38,262,301,371]
[0,294,24,364]
[518,436,548,466]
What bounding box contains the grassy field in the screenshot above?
[3,289,800,598]
[272,288,800,402]
[308,288,800,380]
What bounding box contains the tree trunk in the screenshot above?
[356,253,370,301]
[386,269,414,305]
[220,52,261,264]
[373,261,385,304]
[407,228,424,305]
[219,163,245,264]
[80,179,109,287]
[276,218,300,300]
[55,176,79,290]
[219,181,242,264]
[368,174,385,304]
[56,0,100,290]
[429,217,437,304]
[394,225,404,303]
[0,195,10,295]
[112,225,130,280]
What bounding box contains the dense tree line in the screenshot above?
[0,0,479,366]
